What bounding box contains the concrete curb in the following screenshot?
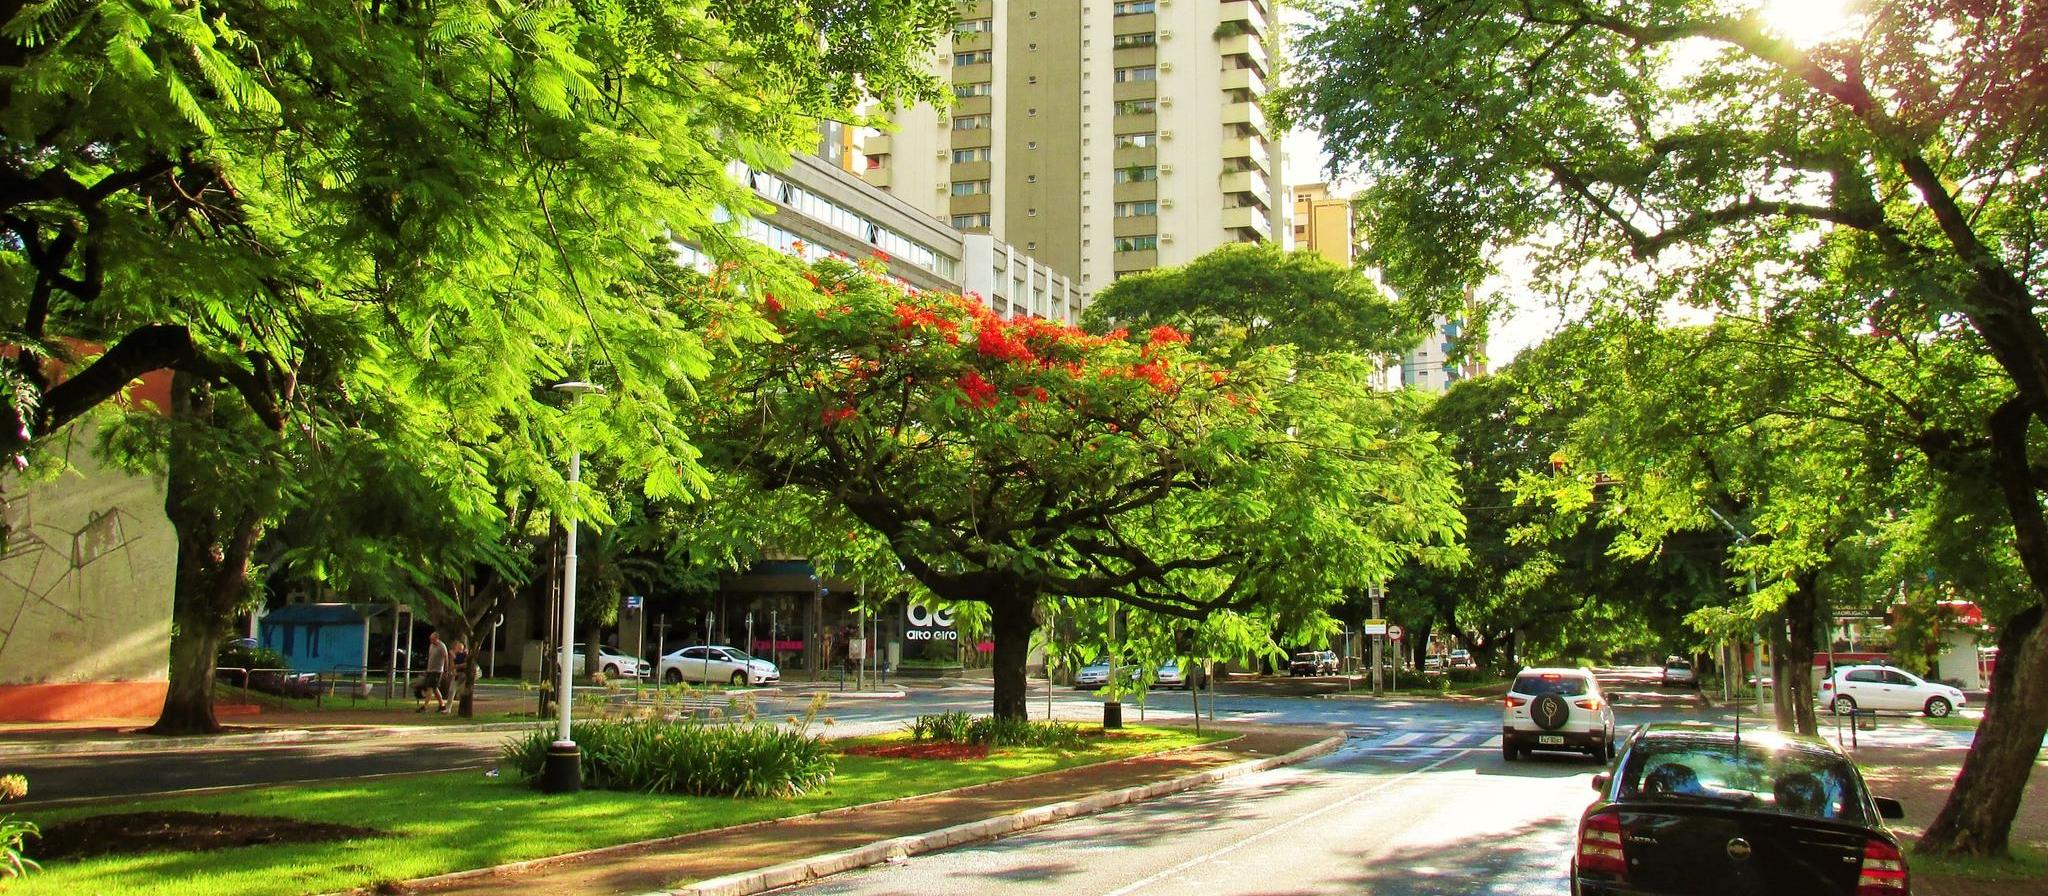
[656,734,1343,896]
[0,721,538,758]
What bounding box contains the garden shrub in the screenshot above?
[910,713,1083,749]
[0,774,35,878]
[216,642,288,673]
[501,696,834,797]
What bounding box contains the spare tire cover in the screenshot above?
[1531,694,1572,731]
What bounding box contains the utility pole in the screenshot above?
[1371,582,1385,697]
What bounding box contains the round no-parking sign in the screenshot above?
[1388,625,1404,642]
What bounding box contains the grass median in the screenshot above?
[14,725,1222,896]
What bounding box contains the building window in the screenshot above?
[952,114,992,131]
[1112,1,1156,16]
[1112,32,1157,49]
[952,50,993,66]
[1029,42,1038,50]
[952,147,991,164]
[866,155,884,169]
[1028,75,1039,85]
[1027,140,1038,149]
[951,213,992,229]
[1027,241,1037,251]
[1115,200,1158,217]
[1028,208,1038,216]
[1113,165,1158,184]
[1114,133,1157,149]
[1114,66,1157,83]
[1027,174,1038,183]
[1028,107,1038,117]
[1114,235,1158,252]
[954,82,992,99]
[1114,98,1157,115]
[953,19,992,37]
[951,180,990,196]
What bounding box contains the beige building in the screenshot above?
[1291,182,1354,265]
[860,0,1285,295]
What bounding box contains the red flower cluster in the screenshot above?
[821,406,858,426]
[958,370,999,409]
[894,302,961,344]
[1011,385,1050,402]
[1127,360,1176,392]
[1147,324,1190,346]
[976,323,1037,365]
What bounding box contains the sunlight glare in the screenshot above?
[1758,0,1864,47]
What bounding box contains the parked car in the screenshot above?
[1823,664,1965,718]
[658,645,779,686]
[1074,659,1113,688]
[571,648,650,680]
[1660,657,1697,688]
[1503,667,1617,762]
[1156,662,1200,690]
[1289,650,1339,676]
[1573,725,1909,896]
[1423,655,1446,674]
[1448,649,1477,671]
[1074,660,1192,690]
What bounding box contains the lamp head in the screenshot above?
[553,381,605,396]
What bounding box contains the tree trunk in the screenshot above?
[1919,398,2048,855]
[1771,575,1821,735]
[1919,605,2048,856]
[146,373,269,736]
[990,593,1036,721]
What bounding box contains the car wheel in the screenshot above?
[730,670,747,687]
[604,663,621,678]
[1833,695,1858,716]
[663,668,682,685]
[1926,697,1953,718]
[1502,739,1517,761]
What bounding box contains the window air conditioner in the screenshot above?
[1159,62,1173,73]
[1161,233,1174,242]
[1160,30,1171,40]
[1158,97,1172,107]
[1160,198,1174,208]
[1159,164,1173,174]
[1160,130,1173,139]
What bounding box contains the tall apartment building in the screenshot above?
[1290,182,1354,265]
[859,0,1285,296]
[1400,316,1488,392]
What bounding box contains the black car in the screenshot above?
[1573,725,1909,896]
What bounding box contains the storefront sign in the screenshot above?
[905,602,957,640]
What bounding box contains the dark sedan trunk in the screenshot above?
[1585,804,1872,895]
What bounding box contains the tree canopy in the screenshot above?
[692,256,1464,718]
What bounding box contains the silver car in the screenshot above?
[659,645,780,686]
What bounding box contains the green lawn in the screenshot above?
[1911,843,2048,882]
[15,726,1220,896]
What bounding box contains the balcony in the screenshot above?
[1221,136,1271,174]
[1220,169,1271,209]
[1216,33,1268,75]
[863,165,891,189]
[1221,66,1264,94]
[1220,101,1268,137]
[864,133,892,157]
[1219,0,1267,38]
[1223,206,1272,239]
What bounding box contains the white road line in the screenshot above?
[1431,734,1466,748]
[1384,732,1426,747]
[1097,750,1466,896]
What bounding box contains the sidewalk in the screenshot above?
[402,728,1330,896]
[1855,740,2048,896]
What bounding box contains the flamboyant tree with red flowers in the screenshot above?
[696,257,1463,719]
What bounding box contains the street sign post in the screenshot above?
[1388,625,1403,642]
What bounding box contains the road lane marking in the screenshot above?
[1385,733,1426,746]
[1096,750,1466,896]
[1431,734,1466,747]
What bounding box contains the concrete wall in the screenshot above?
[0,422,176,720]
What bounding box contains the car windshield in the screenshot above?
[1621,739,1872,824]
[1513,674,1589,697]
[1294,653,1319,662]
[723,649,755,662]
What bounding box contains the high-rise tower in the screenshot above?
[859,0,1285,297]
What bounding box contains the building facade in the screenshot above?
[1290,182,1354,265]
[860,0,1285,293]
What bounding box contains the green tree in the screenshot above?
[1081,242,1429,361]
[694,258,1463,719]
[2,0,951,733]
[1285,0,2048,855]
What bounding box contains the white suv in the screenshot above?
[1502,667,1616,762]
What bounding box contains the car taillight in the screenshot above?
[1856,838,1908,895]
[1577,810,1627,876]
[1823,680,1833,690]
[1575,698,1603,711]
[1506,696,1528,708]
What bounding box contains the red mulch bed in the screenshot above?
[31,811,381,861]
[842,741,991,760]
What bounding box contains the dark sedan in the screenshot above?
[1573,725,1909,896]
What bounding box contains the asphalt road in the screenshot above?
[9,667,1732,806]
[776,719,1600,896]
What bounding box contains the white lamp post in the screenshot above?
[543,380,603,794]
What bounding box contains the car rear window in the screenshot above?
[1620,740,1872,824]
[1513,674,1589,697]
[1666,660,1691,670]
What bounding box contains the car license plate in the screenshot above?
[1539,735,1565,745]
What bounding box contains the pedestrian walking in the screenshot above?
[450,640,472,711]
[416,632,450,713]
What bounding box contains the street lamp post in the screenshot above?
[1706,506,1768,718]
[543,380,603,794]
